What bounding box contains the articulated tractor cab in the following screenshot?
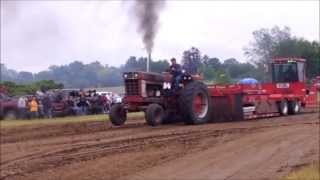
[272,58,305,83]
[271,58,307,92]
[270,58,317,110]
[109,70,211,126]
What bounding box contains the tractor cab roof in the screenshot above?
[272,57,306,63]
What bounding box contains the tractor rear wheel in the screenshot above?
[278,100,289,116]
[179,81,212,125]
[288,100,301,115]
[146,103,164,126]
[110,104,127,126]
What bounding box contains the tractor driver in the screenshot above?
[168,58,183,90]
[284,65,298,82]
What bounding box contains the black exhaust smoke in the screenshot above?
[131,0,165,72]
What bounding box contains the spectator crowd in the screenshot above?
[16,90,122,119]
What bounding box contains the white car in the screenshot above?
[96,91,112,96]
[112,95,122,104]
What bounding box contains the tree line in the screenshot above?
[1,80,63,96]
[0,58,170,89]
[1,26,319,89]
[0,55,261,88]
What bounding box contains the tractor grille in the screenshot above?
[125,79,139,95]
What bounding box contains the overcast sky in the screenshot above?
[1,0,319,73]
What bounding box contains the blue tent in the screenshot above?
[238,78,259,84]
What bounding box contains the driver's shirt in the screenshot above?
[169,64,182,77]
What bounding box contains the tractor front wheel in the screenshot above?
[110,104,127,126]
[145,103,164,126]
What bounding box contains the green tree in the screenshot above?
[244,26,291,81]
[274,38,320,79]
[151,60,170,73]
[244,26,291,66]
[214,70,232,84]
[204,57,221,69]
[17,71,34,84]
[202,66,215,81]
[182,47,202,74]
[1,63,18,82]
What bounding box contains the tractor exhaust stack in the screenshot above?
[147,53,151,72]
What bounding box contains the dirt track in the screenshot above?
[1,112,319,180]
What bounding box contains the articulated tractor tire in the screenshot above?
[278,100,289,116]
[179,81,212,125]
[110,104,127,126]
[145,103,164,126]
[288,100,301,115]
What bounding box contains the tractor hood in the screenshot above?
[123,71,172,82]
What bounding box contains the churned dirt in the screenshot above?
[1,112,319,180]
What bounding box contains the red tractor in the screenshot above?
[110,57,318,126]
